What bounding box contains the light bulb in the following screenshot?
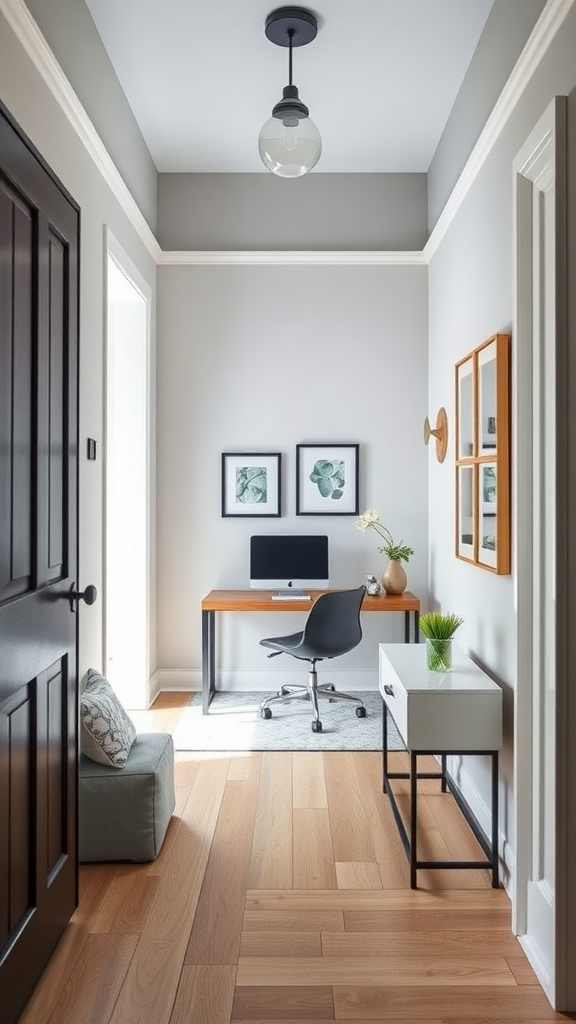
[282,124,298,152]
[259,114,322,178]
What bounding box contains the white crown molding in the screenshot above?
[0,0,161,263]
[159,250,427,266]
[2,0,571,267]
[424,0,575,263]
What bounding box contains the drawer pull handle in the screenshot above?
[384,684,394,696]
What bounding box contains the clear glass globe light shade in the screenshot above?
[258,115,322,178]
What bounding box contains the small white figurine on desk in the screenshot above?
[366,574,382,596]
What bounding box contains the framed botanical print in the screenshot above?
[221,452,281,517]
[296,443,359,515]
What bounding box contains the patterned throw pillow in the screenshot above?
[80,668,137,768]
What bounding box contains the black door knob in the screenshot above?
[69,583,97,612]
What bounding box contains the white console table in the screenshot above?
[379,642,503,888]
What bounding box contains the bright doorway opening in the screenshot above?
[105,242,150,709]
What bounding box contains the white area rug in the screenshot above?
[171,691,403,752]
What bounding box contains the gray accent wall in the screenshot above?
[24,0,158,232]
[157,173,428,251]
[427,0,547,231]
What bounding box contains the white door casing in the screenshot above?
[513,95,571,1009]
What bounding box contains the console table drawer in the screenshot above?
[379,643,502,751]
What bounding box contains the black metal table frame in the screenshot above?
[202,604,420,715]
[382,701,499,889]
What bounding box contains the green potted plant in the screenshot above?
[419,611,464,671]
[356,508,414,595]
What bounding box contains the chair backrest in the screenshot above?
[299,585,366,659]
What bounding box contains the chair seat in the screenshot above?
[260,630,304,652]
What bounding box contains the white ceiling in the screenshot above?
[84,0,495,174]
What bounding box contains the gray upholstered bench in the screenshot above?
[78,732,175,863]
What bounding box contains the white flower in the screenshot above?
[355,508,414,563]
[357,507,380,531]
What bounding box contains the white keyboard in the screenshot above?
[271,594,311,601]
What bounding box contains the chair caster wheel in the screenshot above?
[261,707,272,720]
[356,706,366,718]
[311,719,323,733]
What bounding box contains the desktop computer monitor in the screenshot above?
[249,534,329,592]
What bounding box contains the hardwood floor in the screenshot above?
[18,692,575,1024]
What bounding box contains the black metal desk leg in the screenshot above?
[414,609,419,643]
[404,611,409,644]
[382,699,389,789]
[491,751,499,887]
[410,750,418,888]
[201,609,216,714]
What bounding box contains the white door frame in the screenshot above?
[513,95,575,1010]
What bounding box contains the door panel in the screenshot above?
[0,187,33,602]
[0,101,79,1024]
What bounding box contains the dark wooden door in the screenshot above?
[0,102,80,1024]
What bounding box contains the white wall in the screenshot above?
[0,7,157,680]
[427,0,576,875]
[156,262,428,690]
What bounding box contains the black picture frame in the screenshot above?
[296,443,359,515]
[221,452,282,517]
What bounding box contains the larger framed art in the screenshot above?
[296,443,359,516]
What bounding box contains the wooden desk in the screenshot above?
[201,589,420,714]
[379,642,502,888]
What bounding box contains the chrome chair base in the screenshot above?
[260,665,366,733]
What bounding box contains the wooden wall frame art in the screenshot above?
[221,452,281,517]
[296,443,359,515]
[455,333,510,573]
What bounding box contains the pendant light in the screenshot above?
[258,7,322,178]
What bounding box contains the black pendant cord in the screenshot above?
[288,28,294,86]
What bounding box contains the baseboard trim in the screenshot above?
[154,668,379,693]
[154,669,201,693]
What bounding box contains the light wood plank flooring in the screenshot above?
[18,692,576,1024]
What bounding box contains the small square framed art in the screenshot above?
[296,443,359,515]
[221,452,281,517]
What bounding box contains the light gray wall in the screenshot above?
[157,173,427,251]
[427,0,576,878]
[427,0,546,231]
[0,8,157,683]
[23,0,158,232]
[156,262,428,687]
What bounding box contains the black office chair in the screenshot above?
[259,585,367,733]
